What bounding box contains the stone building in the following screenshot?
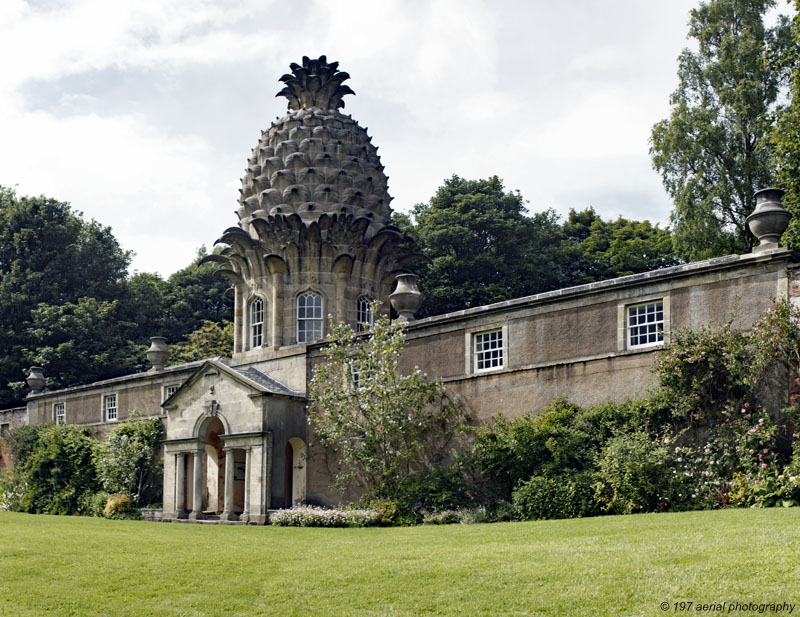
[10,56,800,521]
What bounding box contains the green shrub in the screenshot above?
[78,491,112,517]
[456,506,490,524]
[6,425,42,469]
[94,416,163,507]
[594,431,673,514]
[421,509,460,525]
[472,398,656,505]
[102,493,132,518]
[364,498,399,526]
[396,462,480,521]
[512,473,598,521]
[473,400,588,500]
[14,424,99,515]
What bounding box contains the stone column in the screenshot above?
[240,447,252,524]
[272,272,284,348]
[188,449,204,520]
[220,447,237,521]
[175,452,187,519]
[334,271,347,325]
[234,284,244,353]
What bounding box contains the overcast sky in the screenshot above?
[1,0,794,276]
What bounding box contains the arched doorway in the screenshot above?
[285,437,306,507]
[204,418,225,514]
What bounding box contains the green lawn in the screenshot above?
[1,509,799,617]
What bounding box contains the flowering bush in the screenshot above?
[269,505,381,527]
[308,305,466,498]
[94,416,163,507]
[0,469,23,511]
[673,403,785,508]
[750,299,800,376]
[654,321,752,422]
[733,434,800,507]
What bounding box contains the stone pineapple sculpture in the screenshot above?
[237,55,392,235]
[205,56,421,352]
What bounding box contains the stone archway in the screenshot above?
[285,437,306,507]
[184,415,229,520]
[204,418,225,514]
[161,359,306,523]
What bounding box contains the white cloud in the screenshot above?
[0,99,234,274]
[531,87,663,160]
[2,0,790,275]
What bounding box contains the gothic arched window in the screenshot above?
[297,292,323,343]
[357,297,373,331]
[250,297,264,348]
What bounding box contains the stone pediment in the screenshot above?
[162,359,306,444]
[162,359,304,412]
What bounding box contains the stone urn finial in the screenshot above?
[746,188,790,253]
[389,273,424,323]
[26,366,45,394]
[146,337,169,372]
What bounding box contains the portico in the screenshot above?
[161,360,306,524]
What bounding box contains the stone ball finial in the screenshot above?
[146,337,169,372]
[746,188,790,253]
[26,366,45,394]
[390,273,424,323]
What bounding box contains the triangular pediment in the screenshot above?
[162,359,303,411]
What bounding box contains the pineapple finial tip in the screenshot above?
[276,55,354,111]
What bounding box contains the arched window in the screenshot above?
[250,297,264,348]
[297,292,323,343]
[357,297,373,331]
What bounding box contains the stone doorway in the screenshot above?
[203,418,225,515]
[285,437,306,507]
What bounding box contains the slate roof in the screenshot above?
[234,366,304,398]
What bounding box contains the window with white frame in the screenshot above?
[297,291,323,343]
[627,300,664,348]
[53,402,65,425]
[349,360,363,391]
[250,297,264,349]
[474,329,504,372]
[162,384,180,414]
[357,297,373,331]
[164,384,179,401]
[103,394,118,422]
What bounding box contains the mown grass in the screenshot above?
[1,508,799,617]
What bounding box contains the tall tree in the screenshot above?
[563,208,680,284]
[772,1,800,249]
[18,298,147,396]
[120,247,234,346]
[0,187,132,406]
[409,176,569,317]
[404,176,678,319]
[650,0,791,260]
[169,320,234,364]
